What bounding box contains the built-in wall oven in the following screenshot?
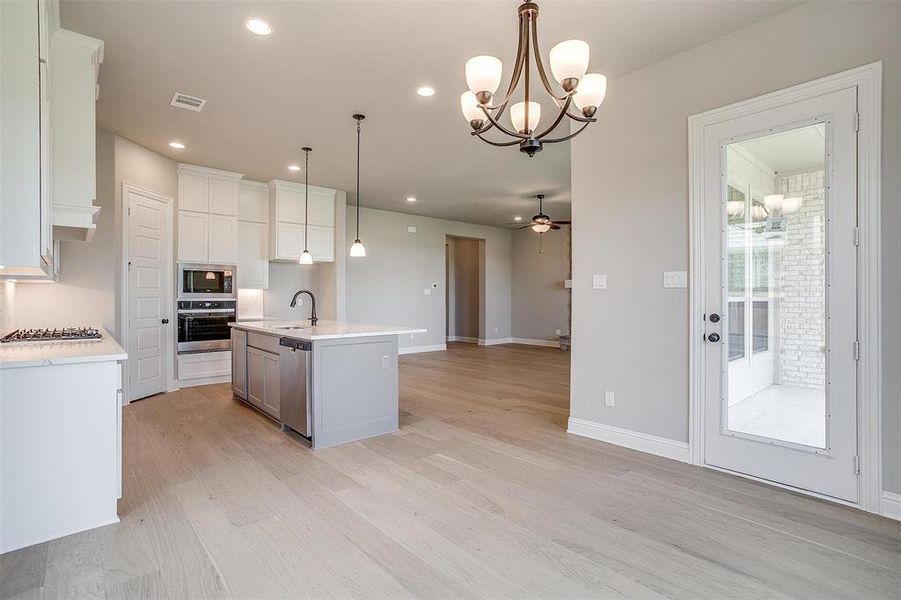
[177,263,236,299]
[177,299,237,354]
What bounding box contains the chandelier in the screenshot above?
[460,1,607,157]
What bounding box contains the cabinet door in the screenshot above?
[208,214,237,263]
[261,351,281,419]
[246,346,266,408]
[177,211,208,262]
[231,329,247,399]
[274,222,304,261]
[276,188,305,223]
[239,184,268,223]
[308,225,335,262]
[308,189,335,226]
[209,177,238,216]
[237,221,268,288]
[178,173,208,212]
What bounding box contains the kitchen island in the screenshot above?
[229,320,425,449]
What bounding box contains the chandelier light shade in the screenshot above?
[350,114,366,258]
[460,1,607,156]
[299,147,314,265]
[510,101,541,134]
[763,193,803,215]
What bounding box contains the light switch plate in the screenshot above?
[407,226,417,233]
[663,270,688,288]
[604,391,615,407]
[424,288,431,296]
[592,274,607,289]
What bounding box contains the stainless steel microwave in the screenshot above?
[177,263,236,299]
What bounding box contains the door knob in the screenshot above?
[707,332,720,343]
[161,318,169,324]
[709,313,721,323]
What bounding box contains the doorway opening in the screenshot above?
[445,236,484,344]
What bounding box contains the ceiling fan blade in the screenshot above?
[553,220,572,225]
[549,223,561,230]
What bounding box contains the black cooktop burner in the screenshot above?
[0,327,103,343]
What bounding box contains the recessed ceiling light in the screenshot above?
[513,216,522,221]
[245,18,272,35]
[416,86,435,97]
[288,165,301,172]
[406,196,416,202]
[168,141,185,149]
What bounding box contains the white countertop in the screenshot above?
[230,320,427,341]
[0,327,127,369]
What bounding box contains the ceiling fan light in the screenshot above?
[460,91,485,129]
[573,73,607,113]
[531,222,551,233]
[763,194,784,212]
[781,196,802,214]
[549,40,589,89]
[465,55,503,102]
[299,249,314,265]
[726,200,745,217]
[350,239,367,258]
[510,101,541,134]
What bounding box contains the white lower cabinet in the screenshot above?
[177,351,231,381]
[246,346,280,419]
[237,221,268,288]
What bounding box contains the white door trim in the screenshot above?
[119,182,175,403]
[688,62,882,514]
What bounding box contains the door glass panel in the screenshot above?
[724,123,826,449]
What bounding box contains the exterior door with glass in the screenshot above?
[702,87,858,502]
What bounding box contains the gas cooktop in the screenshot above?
[0,327,103,343]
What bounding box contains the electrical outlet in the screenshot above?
[592,274,607,289]
[604,391,615,407]
[381,355,389,369]
[555,329,562,336]
[424,288,431,296]
[494,327,498,333]
[295,298,303,306]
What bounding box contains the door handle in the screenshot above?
[161,318,169,324]
[707,332,720,343]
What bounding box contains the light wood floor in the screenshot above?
[3,343,900,599]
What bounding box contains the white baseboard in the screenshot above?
[479,337,511,346]
[447,336,478,344]
[509,337,561,348]
[882,492,901,521]
[399,344,447,355]
[567,417,691,463]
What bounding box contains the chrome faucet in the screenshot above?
[289,289,318,326]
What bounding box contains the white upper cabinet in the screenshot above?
[177,211,208,263]
[0,0,58,280]
[50,29,103,242]
[238,181,268,223]
[177,164,242,263]
[237,181,269,289]
[267,180,336,262]
[178,172,208,213]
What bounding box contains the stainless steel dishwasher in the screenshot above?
[278,337,312,438]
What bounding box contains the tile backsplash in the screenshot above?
[0,281,15,332]
[237,288,264,319]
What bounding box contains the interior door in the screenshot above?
[702,87,858,502]
[127,186,172,401]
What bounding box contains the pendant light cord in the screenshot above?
[355,117,361,240]
[304,148,310,247]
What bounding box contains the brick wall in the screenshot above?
[777,170,826,389]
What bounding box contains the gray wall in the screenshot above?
[346,206,511,350]
[569,2,900,492]
[511,228,570,341]
[450,237,480,339]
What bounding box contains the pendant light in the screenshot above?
[349,114,367,258]
[299,147,314,264]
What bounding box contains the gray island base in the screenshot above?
[229,321,425,449]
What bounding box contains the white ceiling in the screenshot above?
[61,0,797,227]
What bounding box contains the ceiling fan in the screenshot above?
[509,194,571,232]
